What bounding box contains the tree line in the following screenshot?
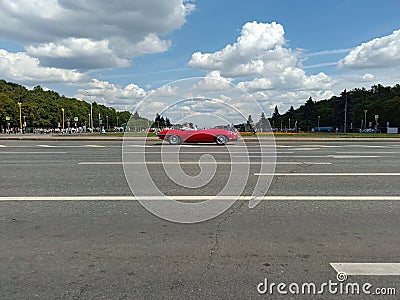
[254,84,400,132]
[1,79,399,133]
[0,80,132,129]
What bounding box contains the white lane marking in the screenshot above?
[256,173,400,176]
[124,151,288,154]
[328,155,380,158]
[180,145,203,147]
[330,263,400,276]
[275,155,378,158]
[301,162,332,165]
[290,144,316,147]
[78,161,331,165]
[292,148,320,151]
[0,145,6,147]
[127,145,152,148]
[342,145,395,149]
[0,151,66,154]
[296,144,339,148]
[86,144,106,148]
[0,145,119,148]
[125,153,380,159]
[336,151,400,154]
[1,196,400,201]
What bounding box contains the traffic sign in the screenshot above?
[74,117,79,122]
[5,116,10,121]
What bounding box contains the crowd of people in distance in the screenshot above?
[1,127,24,134]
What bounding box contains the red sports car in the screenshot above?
[156,128,239,145]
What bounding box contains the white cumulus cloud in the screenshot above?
[0,49,88,83]
[188,21,288,76]
[338,29,400,69]
[188,21,333,96]
[76,79,147,108]
[192,71,232,91]
[0,0,194,70]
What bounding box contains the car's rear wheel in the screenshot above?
[215,135,228,145]
[168,135,182,145]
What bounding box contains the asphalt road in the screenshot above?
[0,139,399,299]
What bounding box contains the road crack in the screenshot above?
[206,200,246,270]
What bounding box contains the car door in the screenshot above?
[185,129,214,143]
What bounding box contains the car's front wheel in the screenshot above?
[168,135,182,145]
[215,135,228,145]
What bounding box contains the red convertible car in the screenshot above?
[156,128,239,145]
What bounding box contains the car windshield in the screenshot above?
[213,125,237,132]
[173,122,197,130]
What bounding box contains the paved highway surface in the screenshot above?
[0,139,399,299]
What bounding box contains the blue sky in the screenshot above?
[0,0,400,125]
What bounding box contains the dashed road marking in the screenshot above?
[336,151,400,154]
[256,172,400,176]
[0,151,66,154]
[291,148,320,151]
[127,145,153,148]
[330,263,400,276]
[86,144,106,147]
[125,151,287,155]
[328,155,380,159]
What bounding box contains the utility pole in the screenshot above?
[343,90,348,133]
[62,108,65,131]
[87,92,93,133]
[18,102,22,132]
[318,115,321,132]
[90,103,93,132]
[364,110,367,129]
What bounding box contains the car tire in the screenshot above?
[168,135,182,145]
[215,135,228,145]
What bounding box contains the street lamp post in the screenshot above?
[62,108,65,132]
[17,102,22,133]
[90,103,93,133]
[318,115,321,133]
[364,110,367,129]
[86,92,93,133]
[344,91,348,134]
